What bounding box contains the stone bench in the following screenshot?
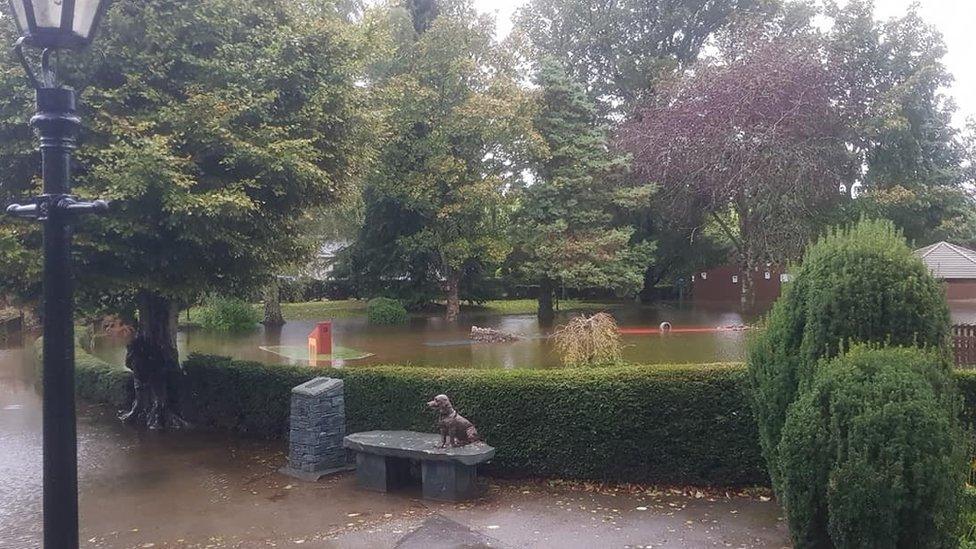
[343,430,495,502]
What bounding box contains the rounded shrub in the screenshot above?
[779,346,965,549]
[198,296,260,333]
[748,219,950,489]
[367,297,407,325]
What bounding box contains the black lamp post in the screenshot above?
[4,1,110,547]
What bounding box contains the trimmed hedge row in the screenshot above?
[67,349,976,487]
[179,355,766,485]
[33,338,134,410]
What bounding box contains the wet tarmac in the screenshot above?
[0,345,789,548]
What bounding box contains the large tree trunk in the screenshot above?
[736,205,757,310]
[445,269,461,323]
[119,292,188,430]
[538,277,555,324]
[262,279,285,327]
[741,265,755,309]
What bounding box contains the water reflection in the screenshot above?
[87,301,762,368]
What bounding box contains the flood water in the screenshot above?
[85,300,976,370]
[91,301,760,369]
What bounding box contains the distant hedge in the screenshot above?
[64,349,976,487]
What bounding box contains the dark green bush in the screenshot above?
[179,354,766,485]
[198,296,261,333]
[34,338,133,410]
[68,349,976,488]
[749,219,950,489]
[367,297,407,325]
[960,486,976,549]
[779,346,965,548]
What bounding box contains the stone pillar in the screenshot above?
[279,377,352,480]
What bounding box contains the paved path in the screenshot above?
[328,481,789,549]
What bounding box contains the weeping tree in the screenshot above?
[619,37,853,306]
[0,0,364,428]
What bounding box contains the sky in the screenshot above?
[471,0,976,129]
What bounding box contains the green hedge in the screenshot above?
[33,338,133,410]
[62,349,976,487]
[180,355,766,485]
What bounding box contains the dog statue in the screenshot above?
[427,394,480,448]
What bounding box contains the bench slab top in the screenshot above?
[343,431,495,465]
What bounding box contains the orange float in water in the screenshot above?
[619,324,751,335]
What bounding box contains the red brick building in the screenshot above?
[915,241,976,301]
[691,264,788,302]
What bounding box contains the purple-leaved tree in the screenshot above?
[619,38,854,305]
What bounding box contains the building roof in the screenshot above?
[915,241,976,279]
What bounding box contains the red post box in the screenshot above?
[307,321,333,364]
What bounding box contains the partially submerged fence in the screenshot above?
[953,324,976,367]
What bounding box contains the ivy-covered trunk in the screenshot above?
[445,269,461,322]
[119,292,187,430]
[262,279,284,327]
[538,277,555,324]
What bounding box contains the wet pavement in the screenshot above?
[0,345,789,548]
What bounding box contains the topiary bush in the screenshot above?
[748,219,950,489]
[367,297,407,325]
[198,296,260,333]
[779,346,965,548]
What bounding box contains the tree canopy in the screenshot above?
[512,59,653,320]
[340,0,540,319]
[0,0,368,427]
[619,37,852,304]
[512,0,770,117]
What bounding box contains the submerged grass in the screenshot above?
[181,298,617,325]
[463,299,618,315]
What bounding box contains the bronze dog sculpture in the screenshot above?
[427,394,479,447]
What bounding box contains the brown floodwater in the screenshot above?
[92,301,762,369]
[86,300,976,370]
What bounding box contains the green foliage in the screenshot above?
[779,346,966,548]
[513,0,767,117]
[852,185,976,247]
[553,312,622,367]
[512,59,653,316]
[960,486,976,549]
[748,218,950,490]
[827,1,973,244]
[178,355,765,484]
[68,350,976,489]
[366,297,408,325]
[340,1,541,311]
[0,0,366,310]
[198,297,261,333]
[33,338,133,410]
[469,299,614,315]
